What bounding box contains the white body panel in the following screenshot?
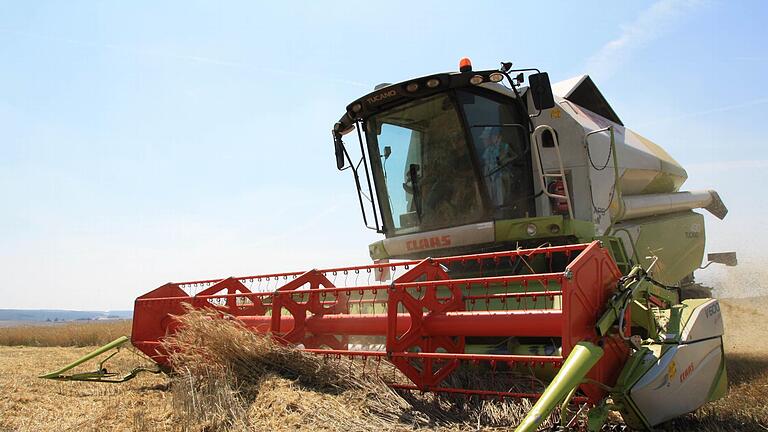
[381,221,495,256]
[513,76,721,236]
[631,338,723,426]
[681,299,724,342]
[630,300,726,426]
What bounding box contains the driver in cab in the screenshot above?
[478,126,522,207]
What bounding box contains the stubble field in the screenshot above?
[0,297,766,432]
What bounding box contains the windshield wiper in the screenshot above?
[408,163,423,218]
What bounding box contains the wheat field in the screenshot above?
[0,320,132,347]
[0,297,766,432]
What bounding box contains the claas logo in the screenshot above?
[406,235,451,251]
[680,363,695,383]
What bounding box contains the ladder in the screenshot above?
[532,125,574,219]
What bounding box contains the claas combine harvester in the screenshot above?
[43,58,738,431]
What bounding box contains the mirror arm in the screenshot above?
[501,71,535,133]
[333,125,382,231]
[504,67,542,75]
[356,121,382,231]
[349,163,372,229]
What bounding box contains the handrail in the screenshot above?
[532,125,574,219]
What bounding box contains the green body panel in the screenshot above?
[494,216,595,243]
[708,356,728,401]
[629,300,660,340]
[611,346,660,430]
[353,282,559,315]
[464,342,561,381]
[594,236,633,274]
[611,211,706,285]
[659,298,709,343]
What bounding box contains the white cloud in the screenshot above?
[586,0,704,81]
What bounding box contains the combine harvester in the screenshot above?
[43,59,737,431]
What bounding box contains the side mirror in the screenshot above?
[333,134,346,170]
[528,72,555,110]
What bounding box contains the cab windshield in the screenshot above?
[367,89,533,235]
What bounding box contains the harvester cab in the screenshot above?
[43,59,734,431]
[332,58,729,281]
[333,59,552,255]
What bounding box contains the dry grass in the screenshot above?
[161,307,561,431]
[163,308,417,431]
[0,320,131,347]
[0,297,766,431]
[0,345,171,432]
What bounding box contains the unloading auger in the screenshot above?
[43,58,734,430]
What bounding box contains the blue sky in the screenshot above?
[1,1,766,309]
